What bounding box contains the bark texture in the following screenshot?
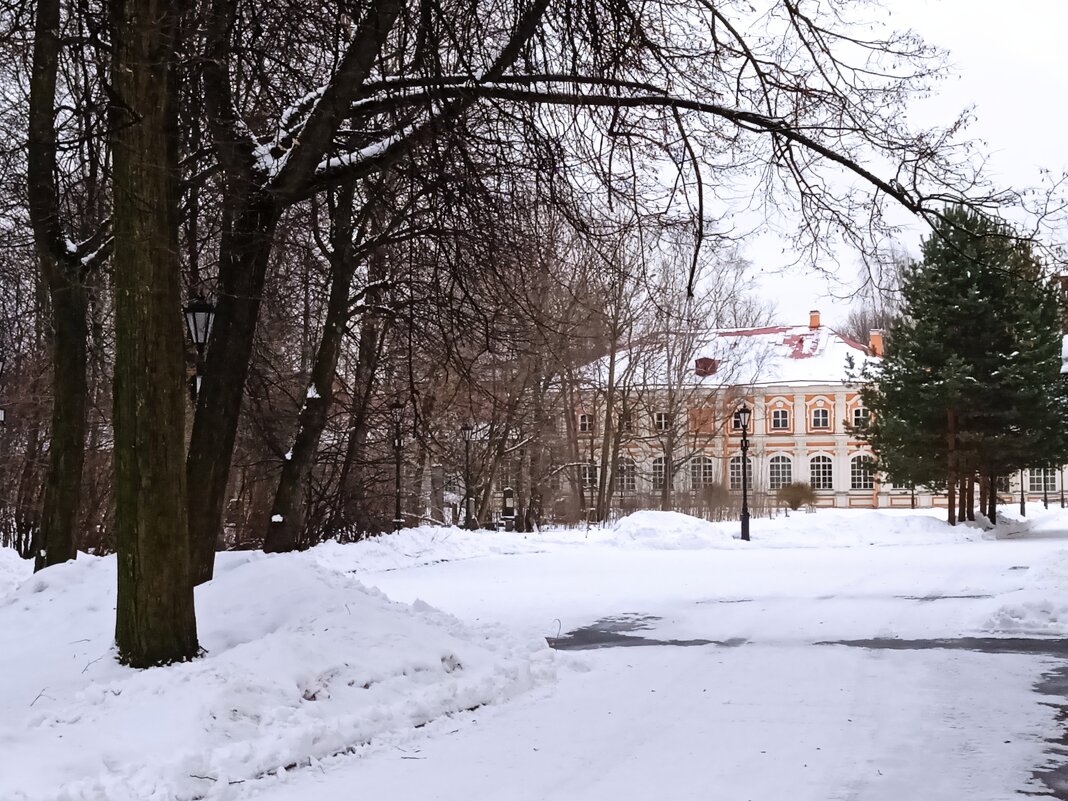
[111,0,199,666]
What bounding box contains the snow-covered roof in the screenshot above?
[583,316,876,390]
[707,323,876,387]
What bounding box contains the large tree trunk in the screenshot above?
[37,290,87,569]
[27,0,89,570]
[111,0,199,666]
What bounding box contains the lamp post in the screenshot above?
[738,403,751,542]
[1044,467,1050,510]
[391,401,404,532]
[1020,469,1026,517]
[182,295,215,400]
[587,457,596,524]
[461,423,475,530]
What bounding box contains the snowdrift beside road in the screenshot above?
[0,551,553,801]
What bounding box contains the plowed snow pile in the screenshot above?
[0,551,553,801]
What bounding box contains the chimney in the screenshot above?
[869,329,884,357]
[809,310,820,330]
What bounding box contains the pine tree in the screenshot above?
[859,206,1068,524]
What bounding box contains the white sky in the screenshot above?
[746,0,1068,329]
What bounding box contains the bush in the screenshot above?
[776,482,816,511]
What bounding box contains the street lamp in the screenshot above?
[391,401,404,532]
[460,423,475,530]
[1020,469,1026,517]
[1044,467,1050,510]
[183,294,215,400]
[738,403,752,542]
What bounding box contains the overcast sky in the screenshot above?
[746,0,1068,329]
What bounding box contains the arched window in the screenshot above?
[810,455,833,490]
[729,455,753,490]
[578,413,594,433]
[769,455,792,490]
[850,455,875,490]
[652,456,669,491]
[691,456,715,489]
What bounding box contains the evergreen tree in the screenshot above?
[858,206,1068,524]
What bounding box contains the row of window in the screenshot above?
[578,412,671,433]
[581,454,876,492]
[576,407,869,434]
[727,406,869,431]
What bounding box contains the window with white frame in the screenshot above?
[731,410,748,430]
[578,413,594,433]
[810,455,833,490]
[1028,468,1057,493]
[690,456,716,489]
[579,461,598,488]
[618,413,633,433]
[728,455,753,491]
[652,457,669,491]
[619,459,636,494]
[852,406,868,429]
[771,409,790,430]
[811,408,830,429]
[850,455,875,490]
[654,411,672,431]
[768,455,792,490]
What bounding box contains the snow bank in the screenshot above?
[983,536,1068,636]
[309,527,547,573]
[299,509,1003,579]
[605,509,736,548]
[0,551,553,801]
[752,509,995,547]
[985,600,1068,635]
[0,547,32,597]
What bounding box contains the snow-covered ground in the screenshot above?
[3,506,1068,800]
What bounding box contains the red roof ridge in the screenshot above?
[715,325,792,337]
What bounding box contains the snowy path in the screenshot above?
[247,521,1068,801]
